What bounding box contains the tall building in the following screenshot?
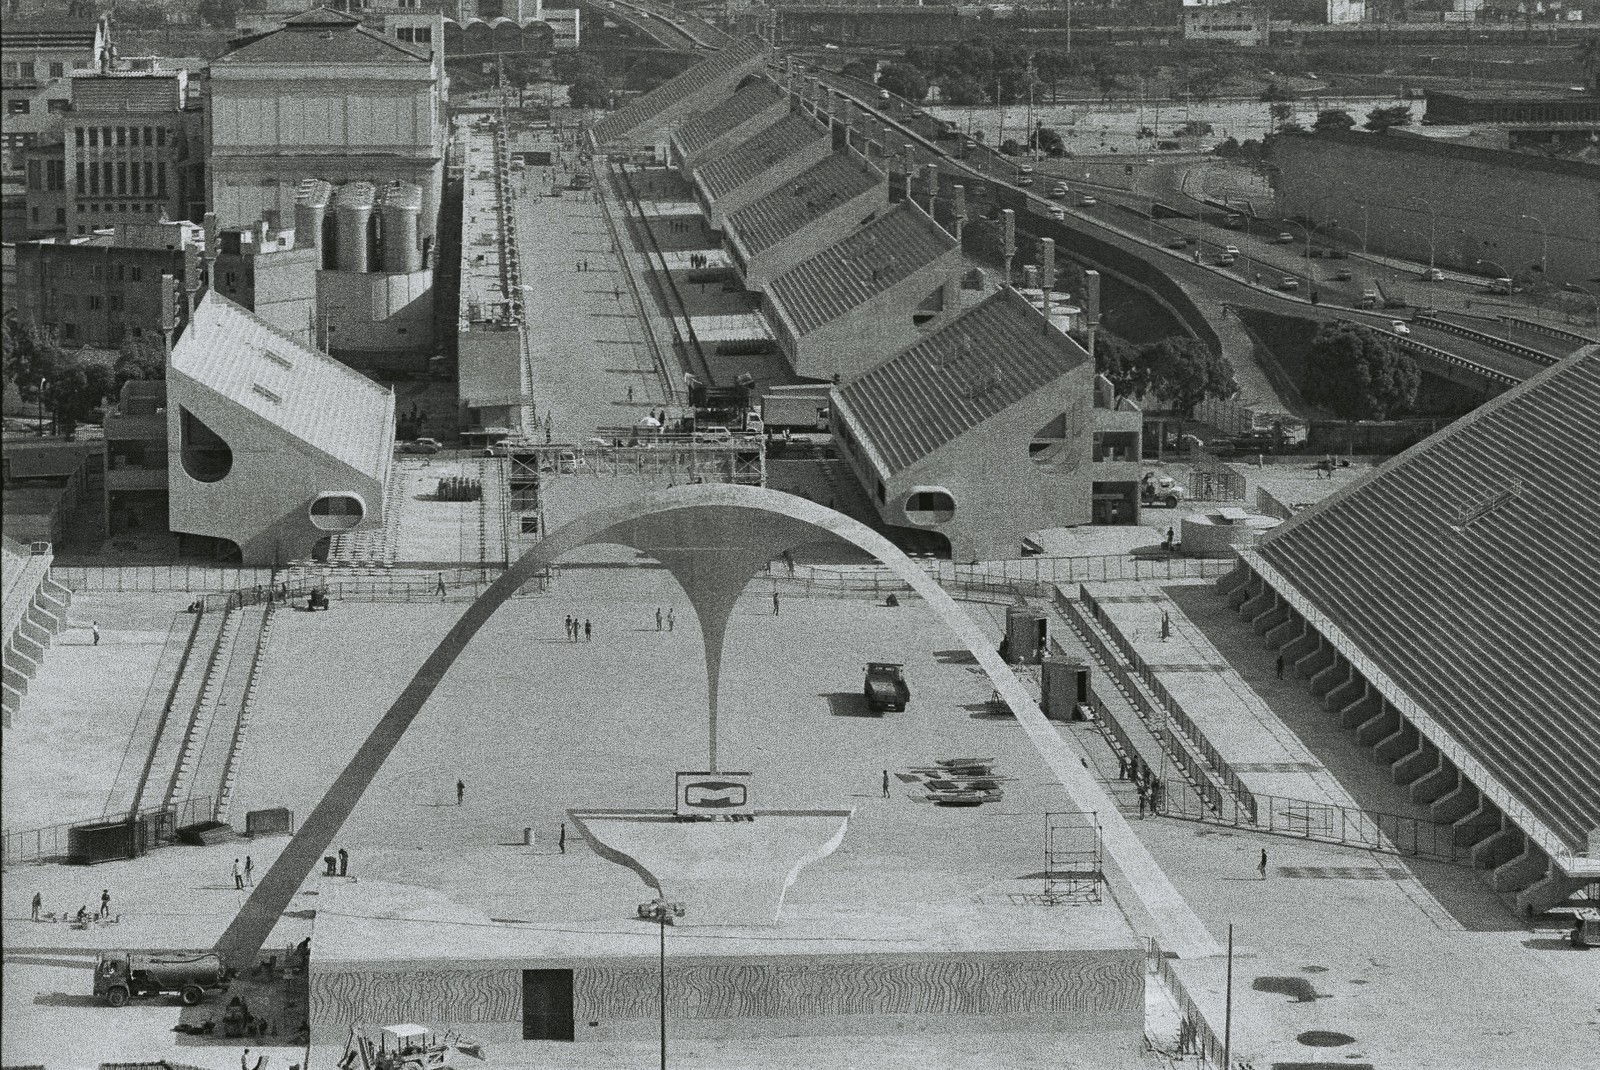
[64,70,205,237]
[207,8,446,244]
[0,17,107,173]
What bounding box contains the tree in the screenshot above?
[1093,55,1122,102]
[1175,120,1214,138]
[1030,125,1065,156]
[999,138,1022,156]
[1269,102,1302,134]
[876,62,928,103]
[939,74,987,106]
[1033,48,1074,104]
[1303,323,1419,420]
[47,351,116,436]
[568,74,609,110]
[1364,105,1413,133]
[2,313,56,405]
[1140,337,1237,416]
[1259,81,1296,102]
[1213,137,1241,158]
[1185,65,1227,103]
[840,59,878,84]
[1094,331,1151,400]
[114,335,166,393]
[197,0,242,29]
[1312,108,1357,133]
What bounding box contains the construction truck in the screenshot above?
[95,950,230,1006]
[1140,472,1189,509]
[864,662,911,712]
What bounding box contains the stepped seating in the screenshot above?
[1254,355,1600,855]
[2,538,71,724]
[1410,760,1458,805]
[1430,782,1479,824]
[164,606,247,810]
[129,610,226,813]
[214,606,276,823]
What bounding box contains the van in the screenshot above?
[1489,277,1514,295]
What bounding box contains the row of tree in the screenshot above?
[1093,333,1238,417]
[1,314,165,437]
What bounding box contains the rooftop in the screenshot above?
[172,291,394,481]
[695,112,830,202]
[1256,348,1600,853]
[214,8,429,66]
[671,78,787,157]
[0,19,102,50]
[766,201,958,338]
[726,150,884,257]
[591,36,770,145]
[836,287,1090,475]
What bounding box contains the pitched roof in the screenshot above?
[172,292,394,481]
[695,112,829,202]
[214,11,428,65]
[765,202,957,337]
[1255,348,1600,853]
[591,36,770,145]
[0,20,100,50]
[672,79,786,157]
[837,288,1089,475]
[727,151,884,257]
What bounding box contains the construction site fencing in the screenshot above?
[1079,584,1258,821]
[4,795,212,868]
[54,565,278,593]
[1151,947,1228,1068]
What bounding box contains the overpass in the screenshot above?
[574,0,730,51]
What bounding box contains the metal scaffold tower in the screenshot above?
[1043,811,1103,904]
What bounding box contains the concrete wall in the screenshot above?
[309,947,1143,1044]
[213,246,319,347]
[1272,132,1600,287]
[737,182,887,293]
[166,371,387,566]
[776,246,962,382]
[319,267,436,365]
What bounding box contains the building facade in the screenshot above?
[0,18,107,175]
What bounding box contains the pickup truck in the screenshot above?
[95,950,231,1007]
[864,662,910,712]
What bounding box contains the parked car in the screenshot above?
[1214,254,1237,266]
[1421,267,1444,281]
[1327,248,1349,259]
[1078,196,1098,207]
[401,438,442,455]
[864,662,911,712]
[1277,277,1299,292]
[692,426,732,444]
[96,951,230,1007]
[1165,237,1192,249]
[1332,268,1353,281]
[1273,233,1296,244]
[1359,288,1380,308]
[1390,320,1411,335]
[1140,472,1188,508]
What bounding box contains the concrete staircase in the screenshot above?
[128,609,227,814]
[162,604,261,813]
[2,540,72,726]
[211,606,276,824]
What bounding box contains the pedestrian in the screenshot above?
[1276,653,1286,679]
[1258,848,1268,880]
[584,619,591,641]
[667,608,675,631]
[99,889,110,917]
[338,847,349,877]
[882,769,890,799]
[656,608,663,631]
[613,287,621,301]
[558,823,567,855]
[1118,755,1128,780]
[233,858,244,890]
[434,573,447,600]
[91,621,100,646]
[565,614,572,640]
[32,891,42,920]
[1138,792,1146,819]
[627,385,635,404]
[244,856,253,887]
[772,591,780,616]
[1164,526,1175,550]
[324,855,337,876]
[1160,611,1171,642]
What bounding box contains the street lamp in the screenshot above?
[639,897,685,1070]
[1563,283,1600,326]
[1406,197,1439,276]
[1518,213,1549,277]
[38,377,48,437]
[1323,220,1366,256]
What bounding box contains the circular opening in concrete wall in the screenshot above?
[310,493,367,532]
[179,407,232,483]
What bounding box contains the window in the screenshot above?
[30,206,38,222]
[102,161,112,192]
[7,100,29,115]
[117,162,127,194]
[75,127,84,147]
[109,295,122,311]
[47,159,63,190]
[116,127,126,147]
[54,207,64,224]
[49,62,64,78]
[225,271,237,288]
[26,160,40,189]
[114,264,124,281]
[91,265,102,280]
[88,127,98,147]
[47,99,68,114]
[77,224,85,234]
[143,126,153,145]
[101,126,111,146]
[88,163,98,193]
[397,27,413,41]
[156,163,166,197]
[156,127,166,147]
[130,266,141,281]
[62,323,77,340]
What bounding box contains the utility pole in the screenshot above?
[1223,923,1235,1070]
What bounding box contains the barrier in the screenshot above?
[4,796,212,868]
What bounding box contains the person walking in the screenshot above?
[1160,611,1171,642]
[882,770,890,799]
[91,621,100,646]
[1138,792,1146,819]
[434,573,447,601]
[1276,653,1286,679]
[338,848,349,877]
[565,614,573,640]
[627,385,635,404]
[233,859,245,890]
[656,608,663,632]
[667,608,675,632]
[583,619,591,642]
[558,823,567,855]
[32,891,43,920]
[772,591,780,616]
[244,856,253,887]
[1258,848,1268,880]
[457,779,465,805]
[100,889,111,918]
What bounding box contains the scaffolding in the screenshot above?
[1042,811,1103,905]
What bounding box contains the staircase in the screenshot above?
[128,609,227,814]
[2,538,72,725]
[102,611,203,817]
[212,605,276,824]
[161,605,253,812]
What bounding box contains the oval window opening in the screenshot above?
[310,494,366,531]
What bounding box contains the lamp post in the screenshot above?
[1563,283,1600,327]
[1406,197,1439,277]
[38,377,48,437]
[640,897,685,1070]
[1518,213,1549,277]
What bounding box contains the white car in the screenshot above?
[1390,320,1411,335]
[1421,268,1444,281]
[693,426,731,444]
[401,437,442,455]
[1078,196,1098,207]
[1048,205,1066,221]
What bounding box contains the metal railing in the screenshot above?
[53,565,278,593]
[1153,948,1228,1069]
[4,795,213,868]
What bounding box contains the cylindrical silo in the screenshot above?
[377,181,423,273]
[294,179,333,265]
[332,181,376,273]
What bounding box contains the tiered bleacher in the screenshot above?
[1253,349,1600,854]
[590,36,770,147]
[2,534,72,724]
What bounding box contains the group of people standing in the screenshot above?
[686,253,711,269]
[654,608,676,631]
[564,615,591,641]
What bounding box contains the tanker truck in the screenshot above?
[95,950,231,1006]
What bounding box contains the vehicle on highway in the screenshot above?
[1050,184,1069,199]
[1078,196,1098,207]
[1332,268,1353,281]
[1305,247,1323,258]
[1359,288,1380,308]
[1273,233,1295,244]
[1327,248,1348,259]
[1016,176,1034,187]
[1223,245,1240,257]
[1421,268,1444,281]
[1488,277,1516,294]
[1390,320,1411,335]
[1018,164,1035,174]
[401,437,442,455]
[1214,254,1237,266]
[1224,215,1246,230]
[879,89,890,100]
[1165,237,1191,249]
[1048,205,1065,221]
[1277,277,1299,292]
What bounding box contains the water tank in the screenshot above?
[294,180,334,267]
[332,181,376,273]
[377,181,423,273]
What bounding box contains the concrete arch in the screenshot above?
[214,484,1218,965]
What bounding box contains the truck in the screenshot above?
[95,950,230,1007]
[1140,472,1188,508]
[760,393,830,432]
[863,662,910,712]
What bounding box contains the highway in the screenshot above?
[588,0,729,51]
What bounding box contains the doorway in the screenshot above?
[521,969,574,1041]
